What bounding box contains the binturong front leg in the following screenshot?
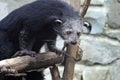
[13,28,36,57]
[46,38,74,57]
[47,39,65,56]
[47,40,82,61]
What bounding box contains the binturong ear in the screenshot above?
[83,21,92,33]
[55,19,63,24]
[48,16,63,25]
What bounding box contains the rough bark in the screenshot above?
[62,42,81,80]
[0,52,64,74]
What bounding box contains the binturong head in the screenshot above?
[51,16,92,45]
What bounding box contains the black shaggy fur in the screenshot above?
[0,0,91,80]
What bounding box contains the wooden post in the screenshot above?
[50,65,60,80]
[69,0,81,13]
[62,42,79,80]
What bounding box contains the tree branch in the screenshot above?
[69,0,81,13]
[0,52,64,74]
[81,0,91,17]
[62,41,82,80]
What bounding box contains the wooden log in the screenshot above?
[50,65,61,80]
[62,42,80,80]
[0,52,64,74]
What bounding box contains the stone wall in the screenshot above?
[0,0,120,80]
[78,0,120,80]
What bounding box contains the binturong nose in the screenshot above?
[71,40,77,45]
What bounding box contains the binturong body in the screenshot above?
[0,0,91,80]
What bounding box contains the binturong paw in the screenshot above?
[55,49,65,56]
[12,49,36,57]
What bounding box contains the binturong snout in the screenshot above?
[71,40,77,45]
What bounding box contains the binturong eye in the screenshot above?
[55,19,63,25]
[66,31,72,35]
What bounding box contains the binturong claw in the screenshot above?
[12,49,36,57]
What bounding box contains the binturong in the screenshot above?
[0,0,91,80]
[54,18,91,45]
